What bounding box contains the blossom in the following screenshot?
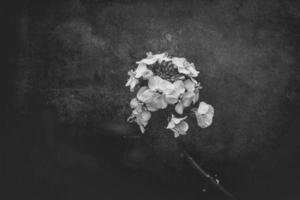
[125,70,139,92]
[194,101,214,128]
[174,79,200,114]
[171,57,199,77]
[148,76,185,104]
[128,101,151,133]
[166,115,189,138]
[136,86,167,111]
[136,52,171,65]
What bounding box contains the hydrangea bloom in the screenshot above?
[126,52,214,137]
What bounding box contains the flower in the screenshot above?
[148,76,185,104]
[128,102,151,133]
[174,79,200,114]
[136,52,171,65]
[171,57,199,77]
[125,70,139,92]
[166,115,189,138]
[194,101,214,128]
[135,63,154,80]
[136,86,168,111]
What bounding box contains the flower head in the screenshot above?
[194,101,214,128]
[166,115,189,138]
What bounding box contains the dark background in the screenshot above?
[3,0,300,199]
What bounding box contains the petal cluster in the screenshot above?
[126,52,214,137]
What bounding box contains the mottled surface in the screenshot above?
[7,0,300,199]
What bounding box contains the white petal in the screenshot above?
[159,80,174,94]
[166,120,176,129]
[130,98,139,108]
[187,65,199,77]
[193,89,199,104]
[130,78,139,92]
[148,76,163,91]
[135,63,148,78]
[154,95,168,109]
[184,79,195,91]
[175,102,184,114]
[178,121,189,132]
[141,110,151,123]
[178,67,190,75]
[195,103,214,128]
[182,91,195,107]
[165,95,178,104]
[142,70,154,80]
[139,125,145,133]
[172,57,186,68]
[145,102,159,112]
[197,101,210,114]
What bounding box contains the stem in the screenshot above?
[180,148,238,200]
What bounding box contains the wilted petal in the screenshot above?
[195,102,214,128]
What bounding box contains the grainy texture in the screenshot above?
[9,0,300,199]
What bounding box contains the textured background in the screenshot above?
[4,0,300,199]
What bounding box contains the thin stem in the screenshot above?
[180,148,238,200]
